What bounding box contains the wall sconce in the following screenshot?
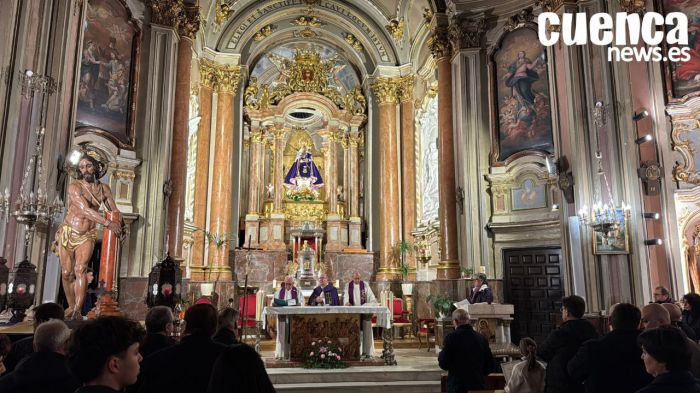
[644,239,663,246]
[635,134,653,144]
[642,212,660,220]
[633,110,649,122]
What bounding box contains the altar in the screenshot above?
[263,305,391,362]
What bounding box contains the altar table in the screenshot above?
[263,305,391,361]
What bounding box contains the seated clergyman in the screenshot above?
[344,272,377,306]
[307,273,340,306]
[274,276,304,306]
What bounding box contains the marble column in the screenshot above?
[268,126,286,250]
[430,21,459,279]
[347,131,363,249]
[166,5,200,259]
[208,63,240,280]
[372,77,401,281]
[190,59,215,280]
[327,129,344,251]
[399,75,417,279]
[245,128,264,247]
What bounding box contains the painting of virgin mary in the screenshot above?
[493,27,554,161]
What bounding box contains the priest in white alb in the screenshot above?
[344,271,377,306]
[344,271,378,357]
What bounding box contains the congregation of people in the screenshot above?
[0,302,275,393]
[439,288,700,393]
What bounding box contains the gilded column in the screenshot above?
[245,127,264,247]
[430,22,460,279]
[347,130,363,249]
[190,59,215,280]
[399,75,417,279]
[166,5,200,259]
[372,77,401,280]
[208,63,240,280]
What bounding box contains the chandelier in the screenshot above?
[576,101,631,240]
[0,127,64,256]
[0,70,63,259]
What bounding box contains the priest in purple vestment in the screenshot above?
[308,273,340,306]
[344,272,377,306]
[274,276,304,306]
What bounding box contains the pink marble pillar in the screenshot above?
[372,77,401,281]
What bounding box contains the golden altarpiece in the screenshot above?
[235,48,369,289]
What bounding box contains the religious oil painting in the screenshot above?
[75,0,140,147]
[592,209,630,255]
[492,27,554,162]
[660,0,700,101]
[511,179,547,210]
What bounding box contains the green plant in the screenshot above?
[427,294,456,318]
[304,338,348,369]
[395,240,414,281]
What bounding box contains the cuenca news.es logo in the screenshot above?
[537,12,691,63]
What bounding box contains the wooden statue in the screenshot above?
[53,149,124,319]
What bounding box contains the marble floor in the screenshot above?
[264,348,444,392]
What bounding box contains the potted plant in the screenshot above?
[427,294,456,319]
[460,267,474,279]
[395,240,414,294]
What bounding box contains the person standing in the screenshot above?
[307,273,340,306]
[469,273,494,304]
[438,309,495,393]
[539,295,598,393]
[343,272,377,306]
[567,303,651,393]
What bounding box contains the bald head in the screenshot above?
[641,303,671,329]
[662,303,682,322]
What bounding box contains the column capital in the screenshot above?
[199,59,216,88]
[534,0,577,12]
[371,77,400,105]
[147,0,183,28]
[397,75,415,103]
[448,15,487,52]
[178,5,201,40]
[213,64,241,94]
[428,26,452,61]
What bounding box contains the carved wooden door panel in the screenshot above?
[503,247,563,345]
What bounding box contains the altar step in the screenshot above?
[267,353,443,393]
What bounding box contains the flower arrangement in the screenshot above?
[303,338,348,369]
[286,185,319,201]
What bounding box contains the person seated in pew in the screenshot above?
[307,273,340,306]
[274,276,304,306]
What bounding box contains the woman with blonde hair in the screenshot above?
[505,337,545,393]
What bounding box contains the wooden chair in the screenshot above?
[417,318,435,351]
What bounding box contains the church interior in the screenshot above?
[1,0,700,391]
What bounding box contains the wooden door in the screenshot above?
[504,247,563,345]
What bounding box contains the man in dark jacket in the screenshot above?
[438,308,495,393]
[539,295,598,393]
[140,306,176,358]
[568,303,652,393]
[136,303,226,393]
[0,319,80,393]
[3,302,64,373]
[212,307,240,346]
